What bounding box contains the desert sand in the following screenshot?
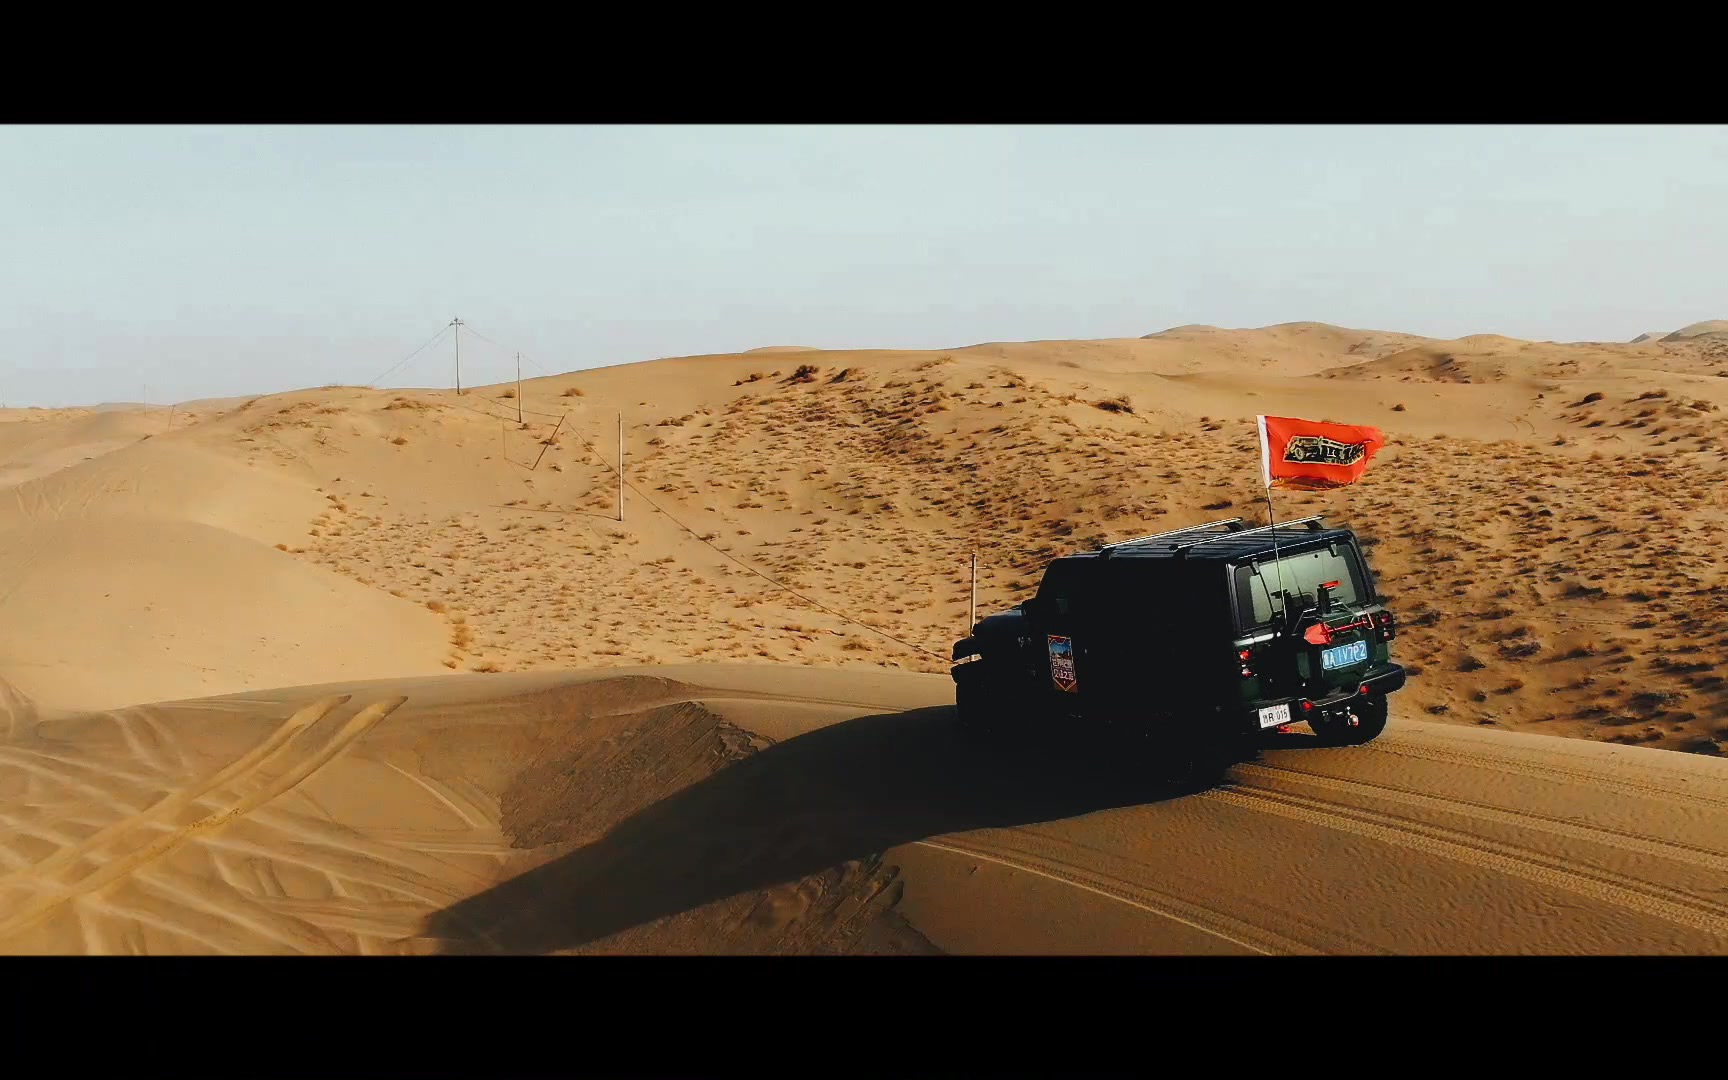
[1,319,1726,953]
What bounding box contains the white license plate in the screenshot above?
[1257,702,1292,729]
[1321,640,1369,671]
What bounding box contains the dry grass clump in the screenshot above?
[1093,395,1134,414]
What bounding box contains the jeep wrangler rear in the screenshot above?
[951,516,1405,779]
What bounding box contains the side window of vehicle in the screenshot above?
[1036,563,1073,601]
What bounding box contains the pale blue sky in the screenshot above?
[2,124,1723,406]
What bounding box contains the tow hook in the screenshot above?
[1345,709,1360,728]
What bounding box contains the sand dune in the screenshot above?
[0,408,165,490]
[2,665,1725,955]
[0,517,449,711]
[1664,320,1728,341]
[3,319,1727,953]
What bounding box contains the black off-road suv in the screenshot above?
[951,516,1405,775]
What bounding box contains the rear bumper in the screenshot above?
[1317,662,1406,703]
[1247,663,1406,729]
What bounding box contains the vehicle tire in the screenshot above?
[955,676,987,734]
[1152,735,1236,794]
[959,660,1035,742]
[1310,695,1389,746]
[956,672,1006,738]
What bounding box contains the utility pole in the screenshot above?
[450,317,464,394]
[515,352,523,423]
[970,553,978,629]
[618,412,625,522]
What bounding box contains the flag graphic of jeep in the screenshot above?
[1047,635,1078,693]
[1283,434,1369,467]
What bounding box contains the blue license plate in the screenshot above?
[1321,639,1369,671]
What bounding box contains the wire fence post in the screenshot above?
[530,413,565,471]
[453,317,462,395]
[618,412,625,522]
[970,552,977,629]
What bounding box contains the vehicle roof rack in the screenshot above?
[1173,515,1327,557]
[1097,517,1243,559]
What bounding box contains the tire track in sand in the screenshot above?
[1233,760,1728,876]
[2,727,500,905]
[0,694,351,890]
[1370,732,1728,813]
[1201,781,1728,939]
[0,677,34,741]
[912,837,1306,955]
[0,694,404,945]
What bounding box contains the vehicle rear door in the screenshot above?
[1236,542,1376,698]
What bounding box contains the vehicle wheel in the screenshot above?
[956,677,986,733]
[1154,737,1235,794]
[956,674,1007,738]
[960,665,1036,744]
[1310,695,1389,746]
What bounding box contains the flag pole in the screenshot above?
[1265,482,1288,602]
[1256,416,1290,615]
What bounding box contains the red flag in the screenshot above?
[1257,415,1385,491]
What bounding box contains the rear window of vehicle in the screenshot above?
[1234,545,1367,628]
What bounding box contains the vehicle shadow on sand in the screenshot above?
[421,704,1323,954]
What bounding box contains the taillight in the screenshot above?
[1238,647,1254,678]
[1373,610,1396,641]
